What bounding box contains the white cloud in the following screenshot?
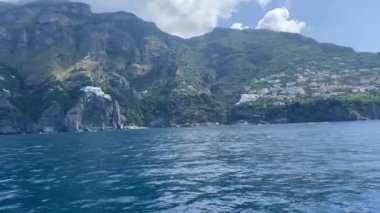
[138,0,243,38]
[230,22,249,30]
[256,7,305,33]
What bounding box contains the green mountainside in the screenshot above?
[1,1,380,134]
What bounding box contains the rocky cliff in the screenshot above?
[63,96,122,132]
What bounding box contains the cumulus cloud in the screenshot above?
[230,22,249,30]
[256,7,305,33]
[2,0,244,38]
[137,0,243,38]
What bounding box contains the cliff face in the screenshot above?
[38,102,65,133]
[0,94,122,134]
[0,65,28,134]
[0,90,26,134]
[64,96,122,132]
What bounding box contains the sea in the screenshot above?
[0,121,380,212]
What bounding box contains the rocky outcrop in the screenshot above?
[231,104,288,124]
[63,95,123,132]
[112,101,123,130]
[0,90,28,134]
[64,100,84,132]
[38,102,65,133]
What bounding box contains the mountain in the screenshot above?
[1,1,380,134]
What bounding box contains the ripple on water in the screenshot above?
[0,190,19,202]
[79,196,137,209]
[0,204,20,211]
[0,179,12,183]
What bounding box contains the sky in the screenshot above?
[3,0,380,53]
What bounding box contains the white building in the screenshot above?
[282,87,306,96]
[236,94,259,105]
[81,86,111,100]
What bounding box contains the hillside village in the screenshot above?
[237,61,380,105]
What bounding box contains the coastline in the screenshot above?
[0,119,376,136]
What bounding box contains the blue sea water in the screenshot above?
[0,121,380,212]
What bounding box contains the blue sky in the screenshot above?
[221,0,380,53]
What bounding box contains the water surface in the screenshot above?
[0,121,380,212]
